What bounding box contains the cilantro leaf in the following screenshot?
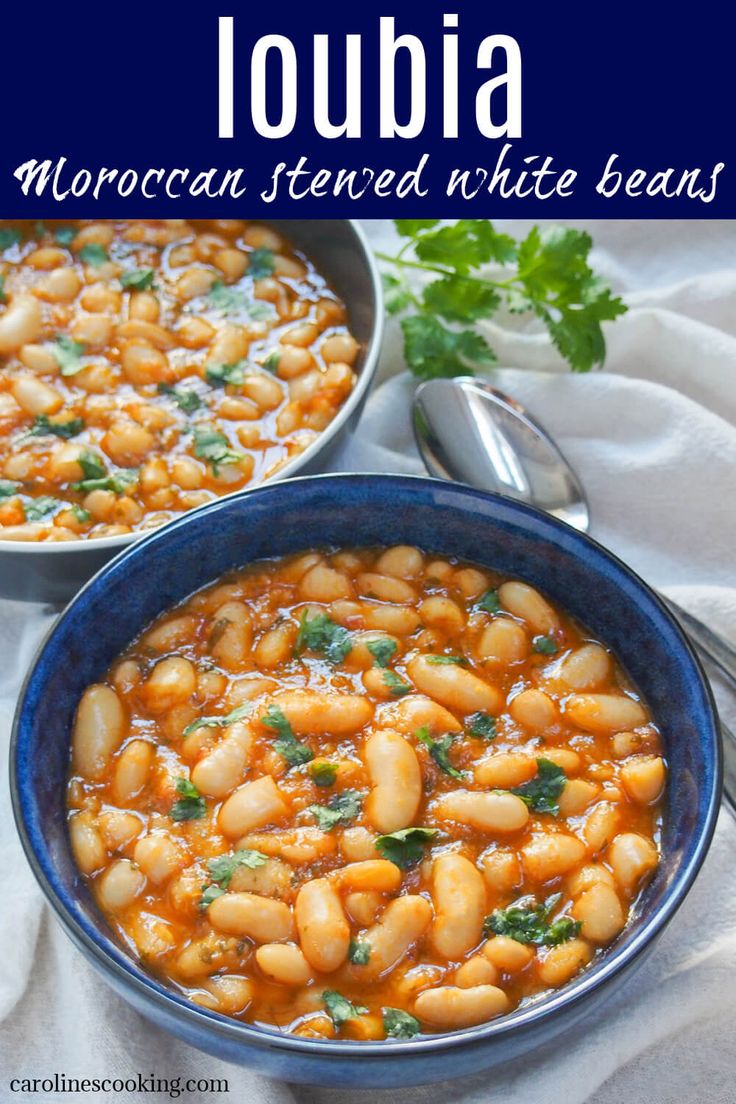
[27,414,84,439]
[533,634,559,655]
[0,480,20,499]
[485,893,580,945]
[476,588,501,615]
[261,704,313,766]
[382,273,414,316]
[382,1008,421,1038]
[348,939,371,966]
[247,248,275,279]
[427,654,467,665]
[24,496,60,521]
[192,425,242,474]
[395,219,440,237]
[262,350,281,373]
[182,703,251,737]
[54,226,76,246]
[0,275,5,304]
[157,381,203,414]
[294,611,352,664]
[200,884,226,908]
[423,276,500,323]
[322,990,368,1028]
[382,670,411,697]
[375,826,437,869]
[309,760,338,787]
[415,726,465,780]
[171,777,206,821]
[366,638,397,668]
[511,758,567,815]
[415,220,517,274]
[72,470,138,495]
[51,336,86,376]
[206,848,267,888]
[205,361,247,388]
[121,268,155,291]
[77,450,106,481]
[0,228,22,250]
[466,711,496,740]
[79,243,108,267]
[308,789,362,831]
[208,280,246,314]
[401,315,495,380]
[71,504,91,523]
[34,221,46,239]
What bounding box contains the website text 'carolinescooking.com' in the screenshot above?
[8,1073,229,1099]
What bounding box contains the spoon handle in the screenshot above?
[720,721,736,817]
[663,597,736,691]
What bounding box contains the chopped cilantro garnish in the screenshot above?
[54,226,76,246]
[426,654,467,665]
[511,758,566,815]
[182,703,251,737]
[0,480,20,499]
[322,990,368,1028]
[77,449,106,481]
[157,381,203,414]
[261,704,313,766]
[205,361,247,388]
[72,470,138,495]
[0,275,5,304]
[382,670,411,697]
[71,504,91,524]
[121,268,155,291]
[79,243,108,267]
[308,789,362,831]
[0,228,22,250]
[383,1008,421,1038]
[485,893,581,945]
[348,939,371,966]
[247,248,275,279]
[466,711,496,740]
[199,884,226,908]
[27,414,85,439]
[24,496,60,521]
[171,777,206,821]
[533,634,559,655]
[294,611,352,664]
[415,726,465,780]
[476,588,501,614]
[309,760,338,787]
[375,826,437,869]
[206,848,267,888]
[366,638,397,668]
[208,280,246,314]
[262,350,281,373]
[51,335,86,376]
[192,425,242,474]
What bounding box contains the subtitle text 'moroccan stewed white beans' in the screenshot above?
[67,547,666,1040]
[0,220,359,542]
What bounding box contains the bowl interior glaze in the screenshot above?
[11,474,721,1081]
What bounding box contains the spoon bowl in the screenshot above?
[413,377,590,531]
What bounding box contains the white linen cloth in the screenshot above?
[0,220,734,1104]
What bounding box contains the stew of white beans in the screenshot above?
[0,220,358,542]
[67,546,666,1040]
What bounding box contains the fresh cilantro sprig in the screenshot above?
[24,496,61,521]
[466,711,496,740]
[192,425,243,474]
[415,726,465,780]
[382,670,411,697]
[511,758,566,815]
[205,848,267,890]
[27,414,85,439]
[157,381,203,414]
[261,704,313,766]
[377,220,626,377]
[485,893,581,946]
[309,759,338,787]
[205,361,248,388]
[366,638,397,668]
[121,268,155,291]
[383,1008,421,1038]
[348,939,371,966]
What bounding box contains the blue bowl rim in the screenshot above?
[10,472,723,1061]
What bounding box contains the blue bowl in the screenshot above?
[11,474,722,1087]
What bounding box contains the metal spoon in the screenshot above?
[412,375,735,810]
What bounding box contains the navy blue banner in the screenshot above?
[1,0,729,216]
